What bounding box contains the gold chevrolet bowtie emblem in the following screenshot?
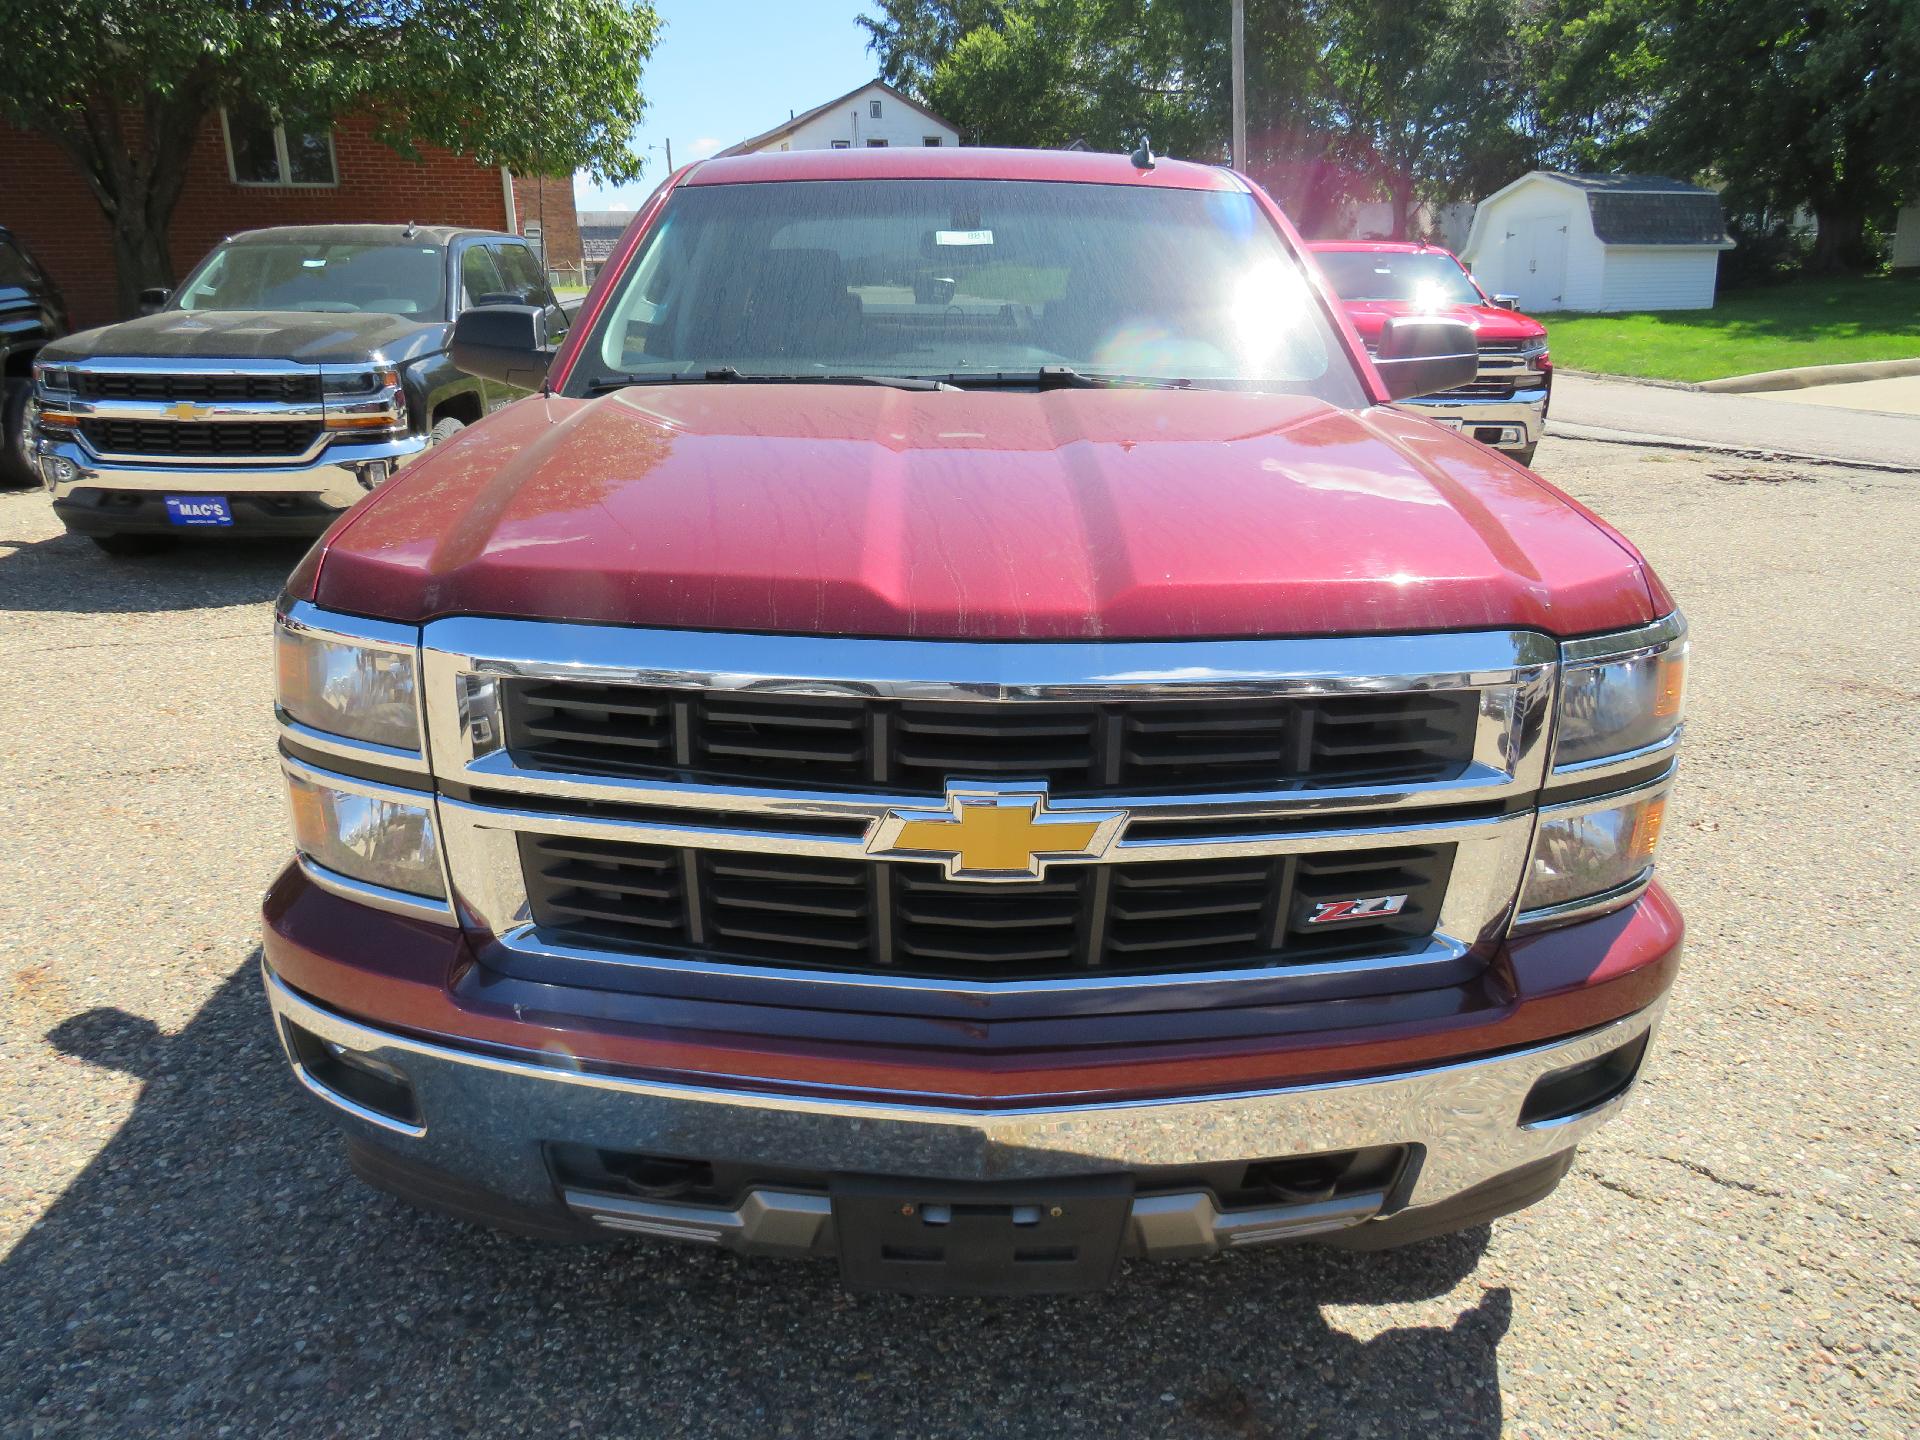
[867,786,1126,882]
[164,400,209,421]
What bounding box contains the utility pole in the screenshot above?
[664,137,673,171]
[1231,0,1247,170]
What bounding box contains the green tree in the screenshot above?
[1537,0,1920,270]
[2,0,661,314]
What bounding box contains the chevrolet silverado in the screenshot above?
[264,148,1684,1295]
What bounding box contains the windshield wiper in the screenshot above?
[587,368,959,394]
[930,366,1196,391]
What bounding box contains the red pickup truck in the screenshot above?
[264,148,1684,1295]
[1310,240,1551,465]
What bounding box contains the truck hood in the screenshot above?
[1339,299,1546,345]
[43,309,446,367]
[311,386,1657,639]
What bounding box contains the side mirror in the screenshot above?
[1371,317,1477,401]
[1492,294,1522,311]
[137,286,170,315]
[474,290,529,307]
[451,304,551,389]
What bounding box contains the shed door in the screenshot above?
[1513,216,1568,310]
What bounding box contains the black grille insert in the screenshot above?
[80,418,323,458]
[75,371,323,404]
[503,685,1480,798]
[520,836,1455,980]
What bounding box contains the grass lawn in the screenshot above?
[1540,274,1920,382]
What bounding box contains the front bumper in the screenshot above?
[36,432,426,535]
[1395,385,1549,453]
[263,957,1664,1261]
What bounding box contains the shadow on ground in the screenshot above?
[0,523,308,615]
[3,963,1513,1438]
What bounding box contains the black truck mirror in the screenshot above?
[451,304,552,390]
[1371,317,1478,401]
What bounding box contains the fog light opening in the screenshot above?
[1520,1033,1650,1128]
[285,1019,420,1126]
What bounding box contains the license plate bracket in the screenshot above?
[832,1174,1132,1295]
[164,494,233,526]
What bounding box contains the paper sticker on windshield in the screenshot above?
[936,229,994,246]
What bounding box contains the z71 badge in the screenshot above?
[1305,894,1410,924]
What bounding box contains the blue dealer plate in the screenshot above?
[164,495,233,526]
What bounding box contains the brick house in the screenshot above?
[0,107,581,330]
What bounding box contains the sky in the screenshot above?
[575,1,882,212]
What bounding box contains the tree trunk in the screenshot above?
[1389,174,1416,241]
[109,202,179,318]
[1808,207,1868,275]
[38,87,203,319]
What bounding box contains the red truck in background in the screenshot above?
[264,148,1684,1295]
[1310,240,1552,465]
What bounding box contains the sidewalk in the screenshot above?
[1550,373,1920,470]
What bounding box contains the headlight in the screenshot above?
[1518,780,1669,922]
[1553,615,1687,770]
[322,365,406,432]
[286,764,445,900]
[275,604,422,755]
[32,362,75,396]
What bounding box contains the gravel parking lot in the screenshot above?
[2,434,1915,1438]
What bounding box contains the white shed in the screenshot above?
[1460,173,1734,313]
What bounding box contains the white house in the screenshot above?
[1460,172,1734,313]
[715,81,959,157]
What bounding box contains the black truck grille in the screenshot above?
[501,685,1480,797]
[80,418,323,458]
[75,371,323,404]
[519,836,1455,980]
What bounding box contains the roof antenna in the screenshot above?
[400,220,418,240]
[1130,137,1156,171]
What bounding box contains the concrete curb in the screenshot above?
[1699,357,1920,393]
[1548,422,1920,475]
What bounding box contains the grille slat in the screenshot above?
[504,686,1479,797]
[74,371,323,403]
[79,418,322,458]
[518,836,1453,981]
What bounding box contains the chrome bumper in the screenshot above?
[1396,386,1549,451]
[36,431,427,509]
[264,962,1663,1256]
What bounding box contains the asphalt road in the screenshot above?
[1553,372,1920,470]
[2,435,1916,1437]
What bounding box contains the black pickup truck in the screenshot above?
[2,226,69,488]
[28,223,567,553]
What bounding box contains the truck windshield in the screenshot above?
[173,241,446,317]
[1314,250,1484,309]
[573,179,1366,403]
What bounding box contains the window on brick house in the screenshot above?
[221,99,337,186]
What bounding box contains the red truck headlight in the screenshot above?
[1516,614,1687,930]
[285,761,446,900]
[275,603,422,754]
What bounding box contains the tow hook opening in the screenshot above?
[284,1019,420,1127]
[1520,1032,1650,1127]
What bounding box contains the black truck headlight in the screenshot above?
[285,763,446,901]
[1552,614,1687,770]
[275,602,422,756]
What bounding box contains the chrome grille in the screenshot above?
[519,834,1454,980]
[413,618,1558,1007]
[501,682,1482,797]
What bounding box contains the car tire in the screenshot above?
[89,534,178,557]
[1508,442,1539,468]
[431,415,467,446]
[1,380,36,489]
